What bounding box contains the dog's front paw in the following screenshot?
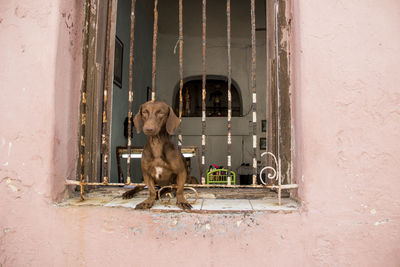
[177,201,192,210]
[135,201,154,209]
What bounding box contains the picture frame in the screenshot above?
[261,119,267,132]
[259,137,266,150]
[113,36,123,88]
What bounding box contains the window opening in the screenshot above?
[173,77,242,118]
[68,0,298,207]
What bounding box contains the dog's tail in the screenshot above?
[122,185,146,199]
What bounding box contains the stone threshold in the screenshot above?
[59,187,299,213]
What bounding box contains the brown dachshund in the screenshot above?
[122,101,192,210]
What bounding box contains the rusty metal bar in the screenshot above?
[265,0,268,168]
[101,0,115,184]
[250,0,257,185]
[65,179,298,189]
[125,0,136,185]
[201,0,207,185]
[265,0,278,188]
[77,0,92,200]
[265,0,269,161]
[178,0,183,150]
[226,0,232,186]
[158,186,199,205]
[275,0,281,165]
[71,0,299,201]
[151,0,158,101]
[274,0,282,204]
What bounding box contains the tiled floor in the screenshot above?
[61,195,299,212]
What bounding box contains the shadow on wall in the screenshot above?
[52,0,85,201]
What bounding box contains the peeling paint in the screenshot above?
[128,226,143,235]
[1,0,400,266]
[374,219,390,226]
[8,142,12,156]
[5,179,18,192]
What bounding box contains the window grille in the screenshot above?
[67,0,298,206]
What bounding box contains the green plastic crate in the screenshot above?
[206,169,236,185]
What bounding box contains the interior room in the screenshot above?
[110,0,267,184]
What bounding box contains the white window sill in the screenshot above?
[59,187,299,213]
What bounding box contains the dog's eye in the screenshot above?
[157,112,166,118]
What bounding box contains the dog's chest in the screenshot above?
[154,166,163,180]
[146,158,173,183]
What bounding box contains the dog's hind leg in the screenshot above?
[122,185,146,199]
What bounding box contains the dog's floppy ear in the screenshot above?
[133,107,143,133]
[166,106,180,135]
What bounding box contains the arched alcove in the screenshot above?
[173,75,243,117]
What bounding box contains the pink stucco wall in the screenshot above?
[1,0,400,266]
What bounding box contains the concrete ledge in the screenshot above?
[59,187,299,213]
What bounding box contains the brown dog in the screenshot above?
[122,101,192,210]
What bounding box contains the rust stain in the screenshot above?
[81,113,86,125]
[151,0,159,100]
[80,136,85,147]
[82,92,86,103]
[126,0,136,184]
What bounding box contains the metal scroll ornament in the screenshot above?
[259,152,281,185]
[158,186,199,205]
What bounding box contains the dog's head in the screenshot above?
[133,101,180,136]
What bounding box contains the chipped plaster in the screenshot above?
[1,0,400,266]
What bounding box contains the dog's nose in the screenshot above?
[144,126,154,134]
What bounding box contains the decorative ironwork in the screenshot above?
[158,186,199,205]
[126,0,136,185]
[151,0,158,101]
[259,152,280,184]
[69,0,299,207]
[177,0,184,150]
[250,0,257,186]
[101,0,117,185]
[259,151,283,205]
[201,0,207,185]
[226,0,232,186]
